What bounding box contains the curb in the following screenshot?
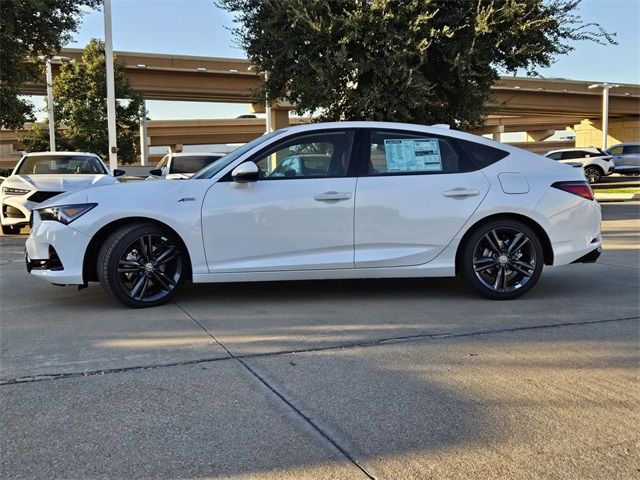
[595,193,640,203]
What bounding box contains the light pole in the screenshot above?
[264,71,272,134]
[103,0,118,173]
[588,83,620,149]
[41,56,70,152]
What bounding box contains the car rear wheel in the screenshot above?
[97,222,186,307]
[584,166,602,184]
[460,219,544,300]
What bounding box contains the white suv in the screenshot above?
[545,147,614,184]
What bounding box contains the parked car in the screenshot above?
[26,122,601,307]
[605,143,640,175]
[544,147,614,184]
[1,152,123,235]
[147,152,224,180]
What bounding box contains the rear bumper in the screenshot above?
[570,246,602,264]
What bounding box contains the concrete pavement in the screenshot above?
[1,202,638,479]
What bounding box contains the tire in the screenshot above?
[584,166,602,184]
[460,219,544,300]
[97,222,186,308]
[2,225,21,235]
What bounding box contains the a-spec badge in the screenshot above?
[178,197,196,202]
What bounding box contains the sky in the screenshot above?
[29,0,640,123]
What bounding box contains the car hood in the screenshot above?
[6,174,117,192]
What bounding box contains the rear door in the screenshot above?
[353,129,503,268]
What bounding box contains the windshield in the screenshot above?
[192,130,286,179]
[171,155,223,174]
[16,155,107,175]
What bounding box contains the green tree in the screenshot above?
[218,0,615,130]
[22,39,144,164]
[0,0,100,129]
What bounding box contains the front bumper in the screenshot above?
[25,218,90,285]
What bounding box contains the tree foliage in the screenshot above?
[0,0,100,129]
[218,0,616,130]
[22,39,144,164]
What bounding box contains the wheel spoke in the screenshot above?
[151,271,172,291]
[145,235,155,260]
[154,270,176,288]
[510,262,532,276]
[129,274,147,298]
[502,268,508,290]
[507,232,529,254]
[137,237,148,262]
[493,268,503,290]
[137,276,150,300]
[512,259,534,270]
[483,231,501,254]
[473,257,495,272]
[118,260,141,273]
[154,245,177,266]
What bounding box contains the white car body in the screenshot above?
[545,147,614,183]
[1,152,118,232]
[25,122,602,305]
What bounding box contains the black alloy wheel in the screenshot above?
[98,223,186,307]
[461,220,544,300]
[584,166,602,184]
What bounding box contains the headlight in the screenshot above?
[37,203,97,225]
[2,186,30,195]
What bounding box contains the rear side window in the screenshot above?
[547,152,562,160]
[456,139,509,169]
[623,145,640,154]
[561,151,583,160]
[364,130,508,176]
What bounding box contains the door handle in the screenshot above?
[443,188,480,197]
[314,191,352,201]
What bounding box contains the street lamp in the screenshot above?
[39,55,70,152]
[103,0,118,173]
[588,83,620,149]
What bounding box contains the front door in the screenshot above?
[202,129,357,273]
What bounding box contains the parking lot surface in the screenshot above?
[1,202,638,479]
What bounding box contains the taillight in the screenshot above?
[551,181,594,201]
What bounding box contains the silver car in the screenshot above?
[606,143,640,175]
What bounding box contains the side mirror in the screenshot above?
[231,161,259,183]
[113,169,126,177]
[149,169,162,177]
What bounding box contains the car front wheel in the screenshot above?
[460,220,544,300]
[97,223,186,307]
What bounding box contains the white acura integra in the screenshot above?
[1,152,122,234]
[25,122,602,307]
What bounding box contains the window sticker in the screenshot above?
[383,139,442,172]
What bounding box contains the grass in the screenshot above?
[594,187,640,194]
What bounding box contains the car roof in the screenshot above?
[23,151,100,157]
[608,142,640,148]
[546,147,602,154]
[171,152,225,157]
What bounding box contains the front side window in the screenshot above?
[547,152,562,160]
[16,155,107,175]
[251,131,355,179]
[608,146,623,155]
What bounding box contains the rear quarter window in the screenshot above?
[456,139,509,170]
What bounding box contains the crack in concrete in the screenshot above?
[173,303,377,479]
[2,315,637,387]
